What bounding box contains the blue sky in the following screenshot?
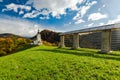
[0,0,120,37]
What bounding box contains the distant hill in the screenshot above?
[0,33,32,56]
[0,33,31,43]
[32,29,60,45]
[41,29,60,44]
[0,33,26,38]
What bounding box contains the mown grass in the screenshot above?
[0,45,120,80]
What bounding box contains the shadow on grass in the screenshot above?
[15,44,36,52]
[0,44,36,57]
[35,48,120,61]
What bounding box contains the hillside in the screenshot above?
[0,33,22,38]
[0,45,120,80]
[32,29,60,45]
[0,33,32,55]
[41,29,60,43]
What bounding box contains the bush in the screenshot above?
[0,37,32,56]
[42,40,53,46]
[0,51,7,56]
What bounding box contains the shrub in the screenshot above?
[0,37,32,56]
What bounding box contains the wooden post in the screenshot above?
[101,29,111,53]
[72,33,79,49]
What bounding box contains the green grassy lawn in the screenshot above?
[0,45,120,80]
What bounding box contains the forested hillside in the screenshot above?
[0,33,32,56]
[32,29,60,46]
[41,29,60,45]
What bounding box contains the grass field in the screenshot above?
[0,45,120,80]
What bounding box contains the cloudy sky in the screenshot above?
[0,0,120,37]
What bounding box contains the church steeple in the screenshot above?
[37,29,42,45]
[33,29,42,45]
[37,29,40,34]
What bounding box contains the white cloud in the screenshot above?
[80,1,97,17]
[75,19,85,24]
[19,10,24,15]
[102,5,106,8]
[0,0,2,2]
[88,23,94,27]
[73,1,97,21]
[23,10,40,18]
[3,3,31,15]
[73,1,97,24]
[63,22,72,27]
[23,9,50,19]
[107,15,120,24]
[26,0,83,18]
[88,12,108,21]
[98,4,106,11]
[99,22,105,26]
[98,8,101,11]
[40,16,49,20]
[0,16,42,37]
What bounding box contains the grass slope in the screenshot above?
[0,45,120,80]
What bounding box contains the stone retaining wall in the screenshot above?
[64,30,120,50]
